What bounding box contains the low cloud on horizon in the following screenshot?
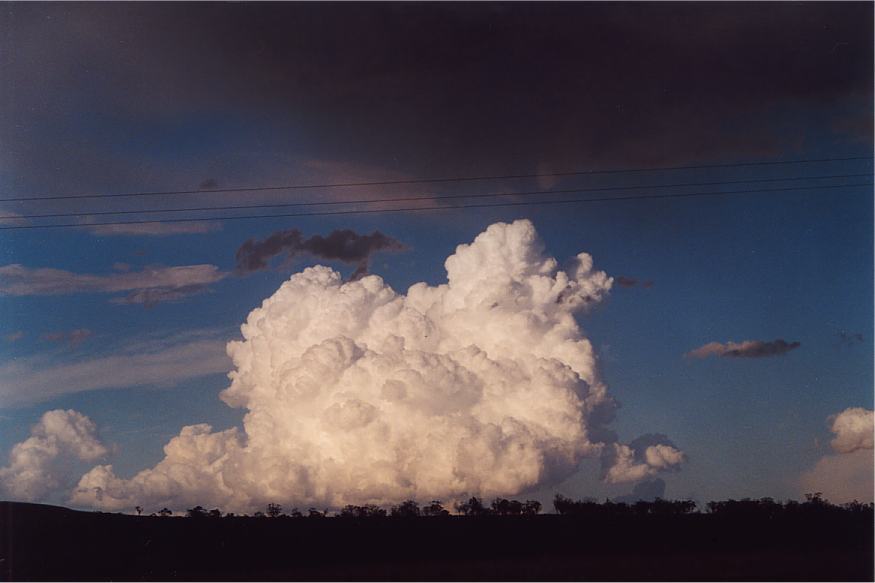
[800,407,874,503]
[0,409,108,502]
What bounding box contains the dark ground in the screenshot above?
[1,501,872,581]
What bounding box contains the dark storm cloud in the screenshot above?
[1,2,871,198]
[687,339,801,359]
[236,229,406,279]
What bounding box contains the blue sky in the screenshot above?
[0,3,872,509]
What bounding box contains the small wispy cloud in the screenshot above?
[0,209,29,227]
[110,285,212,307]
[837,330,865,346]
[0,329,233,407]
[86,221,222,237]
[615,276,654,289]
[4,331,24,343]
[686,339,801,359]
[40,328,93,348]
[0,263,227,305]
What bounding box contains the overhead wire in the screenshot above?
[2,181,870,231]
[2,172,870,221]
[0,155,870,203]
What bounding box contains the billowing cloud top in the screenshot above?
[71,220,683,512]
[830,407,874,454]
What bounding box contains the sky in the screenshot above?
[0,2,872,512]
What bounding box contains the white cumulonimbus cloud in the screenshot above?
[829,407,874,454]
[71,220,684,512]
[0,409,107,501]
[800,407,874,503]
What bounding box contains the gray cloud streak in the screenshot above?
[687,339,801,359]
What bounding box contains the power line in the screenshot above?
[2,181,870,232]
[1,156,871,203]
[3,172,868,221]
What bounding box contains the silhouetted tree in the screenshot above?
[186,506,208,518]
[266,503,283,518]
[307,508,326,518]
[842,500,874,513]
[158,508,172,517]
[422,500,450,517]
[135,506,142,516]
[456,496,490,516]
[390,500,421,518]
[288,508,303,518]
[522,500,542,515]
[601,500,631,516]
[491,498,524,515]
[340,504,387,518]
[208,508,222,518]
[646,498,697,515]
[553,494,600,516]
[553,494,574,515]
[805,492,826,505]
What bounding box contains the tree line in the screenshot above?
[554,491,872,517]
[137,492,872,520]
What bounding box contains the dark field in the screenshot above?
[1,501,872,581]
